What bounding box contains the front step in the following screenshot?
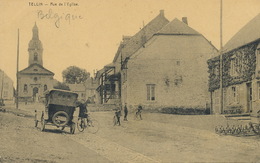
[225,113,251,121]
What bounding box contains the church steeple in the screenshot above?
[28,23,43,66]
[32,22,39,40]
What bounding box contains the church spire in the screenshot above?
[28,23,43,66]
[32,22,39,40]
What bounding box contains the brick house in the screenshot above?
[208,13,260,115]
[97,10,218,110]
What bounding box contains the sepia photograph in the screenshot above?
[0,0,260,162]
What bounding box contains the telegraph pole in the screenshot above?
[219,0,224,114]
[16,29,19,109]
[0,71,4,105]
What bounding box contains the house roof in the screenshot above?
[18,63,54,75]
[114,11,169,62]
[104,62,115,68]
[156,18,201,35]
[223,13,260,52]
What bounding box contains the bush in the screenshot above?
[160,107,208,115]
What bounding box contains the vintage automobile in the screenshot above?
[35,89,78,134]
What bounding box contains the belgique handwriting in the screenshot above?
[37,9,83,28]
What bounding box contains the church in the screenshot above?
[18,23,54,102]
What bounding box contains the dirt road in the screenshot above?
[1,103,260,162]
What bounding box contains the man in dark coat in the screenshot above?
[124,103,128,121]
[78,99,89,126]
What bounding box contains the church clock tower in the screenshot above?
[18,23,54,103]
[28,23,43,66]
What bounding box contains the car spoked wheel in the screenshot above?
[52,111,69,127]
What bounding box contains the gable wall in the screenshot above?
[123,35,217,109]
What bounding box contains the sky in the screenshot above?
[0,0,259,86]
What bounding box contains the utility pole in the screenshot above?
[0,71,4,105]
[219,0,224,114]
[16,29,19,109]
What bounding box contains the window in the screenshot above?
[44,85,47,91]
[258,82,260,100]
[174,75,183,86]
[230,57,242,76]
[24,84,28,92]
[230,59,237,76]
[230,86,239,103]
[34,53,38,61]
[34,77,37,82]
[147,84,155,101]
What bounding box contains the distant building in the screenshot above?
[68,77,98,103]
[96,10,218,110]
[208,13,260,115]
[84,77,98,103]
[68,83,86,101]
[0,70,14,101]
[18,23,54,102]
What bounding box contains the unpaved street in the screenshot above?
[1,103,260,162]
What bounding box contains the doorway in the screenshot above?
[33,87,38,102]
[246,83,252,113]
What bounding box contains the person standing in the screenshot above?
[115,107,121,125]
[124,103,128,121]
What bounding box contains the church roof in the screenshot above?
[223,13,260,52]
[113,10,169,62]
[18,64,54,75]
[155,18,201,35]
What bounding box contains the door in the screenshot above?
[246,83,252,113]
[33,87,38,102]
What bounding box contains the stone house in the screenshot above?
[68,77,98,103]
[18,23,54,102]
[97,10,218,110]
[208,13,260,115]
[0,70,14,101]
[68,83,86,101]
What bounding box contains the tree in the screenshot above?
[62,66,90,84]
[53,81,70,90]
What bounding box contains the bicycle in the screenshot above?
[77,114,99,134]
[135,110,142,120]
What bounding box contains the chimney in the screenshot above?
[160,10,164,17]
[122,35,131,42]
[182,17,188,25]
